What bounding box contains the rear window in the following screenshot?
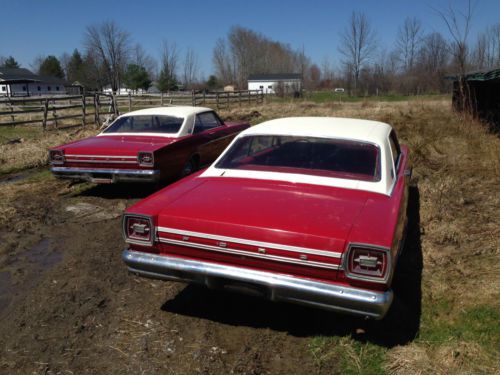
[104,115,184,134]
[216,135,381,182]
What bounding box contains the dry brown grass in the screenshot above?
[0,126,99,174]
[1,99,499,373]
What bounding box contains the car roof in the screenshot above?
[241,117,392,145]
[120,106,213,118]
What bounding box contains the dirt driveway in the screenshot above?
[0,171,422,374]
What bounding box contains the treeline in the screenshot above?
[1,2,499,96]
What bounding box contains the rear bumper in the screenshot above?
[122,249,393,319]
[50,166,160,183]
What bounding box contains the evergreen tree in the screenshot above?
[123,64,151,92]
[2,56,20,68]
[67,49,85,83]
[39,56,65,78]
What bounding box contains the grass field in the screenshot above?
[0,98,498,374]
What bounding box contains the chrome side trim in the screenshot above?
[64,154,137,159]
[157,226,342,259]
[122,250,393,319]
[158,237,340,270]
[65,159,138,164]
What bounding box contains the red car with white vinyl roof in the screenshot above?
[48,106,249,184]
[122,117,411,319]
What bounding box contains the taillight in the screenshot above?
[138,152,154,166]
[343,244,391,283]
[49,150,65,165]
[123,215,154,245]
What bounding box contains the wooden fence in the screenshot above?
[0,93,117,129]
[0,90,264,130]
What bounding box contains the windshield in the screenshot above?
[103,115,184,134]
[216,135,381,182]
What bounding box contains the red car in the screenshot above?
[48,106,249,183]
[122,117,411,319]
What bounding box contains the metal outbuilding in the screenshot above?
[450,67,500,131]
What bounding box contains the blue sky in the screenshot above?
[1,0,499,77]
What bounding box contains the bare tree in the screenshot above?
[182,47,199,89]
[395,17,423,72]
[84,21,130,92]
[157,40,179,92]
[434,0,474,74]
[472,23,500,69]
[30,55,46,74]
[338,11,377,95]
[131,44,157,77]
[213,38,234,85]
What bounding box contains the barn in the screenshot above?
[248,73,302,95]
[450,67,500,131]
[0,68,67,97]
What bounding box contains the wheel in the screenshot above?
[181,157,197,177]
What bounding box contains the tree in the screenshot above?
[338,11,377,95]
[1,56,20,68]
[65,49,85,83]
[157,41,179,92]
[84,21,130,92]
[39,55,65,78]
[123,64,151,92]
[182,47,199,89]
[130,44,156,77]
[206,75,218,90]
[395,17,423,72]
[213,26,310,88]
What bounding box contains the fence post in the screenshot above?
[42,98,49,130]
[191,90,195,106]
[238,91,242,107]
[216,92,219,109]
[94,94,100,127]
[161,92,164,106]
[112,94,119,116]
[81,95,86,127]
[226,92,229,107]
[128,92,132,112]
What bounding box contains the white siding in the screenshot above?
[248,79,302,94]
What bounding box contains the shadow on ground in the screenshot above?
[78,182,163,200]
[161,186,423,348]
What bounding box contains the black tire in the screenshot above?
[181,157,197,177]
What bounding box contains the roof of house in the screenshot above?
[0,67,67,84]
[447,67,500,81]
[248,73,302,81]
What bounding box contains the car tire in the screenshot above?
[181,157,197,177]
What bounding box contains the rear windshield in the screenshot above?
[216,135,380,182]
[103,115,184,134]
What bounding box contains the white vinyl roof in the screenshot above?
[242,117,392,145]
[202,117,396,196]
[118,106,213,118]
[98,106,214,138]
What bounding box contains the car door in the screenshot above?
[193,111,229,165]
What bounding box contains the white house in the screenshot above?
[248,73,302,95]
[0,68,67,97]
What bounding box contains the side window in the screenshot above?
[389,130,401,172]
[193,112,222,134]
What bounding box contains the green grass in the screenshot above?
[302,91,450,104]
[309,336,387,374]
[0,125,44,143]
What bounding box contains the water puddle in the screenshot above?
[0,238,62,315]
[0,168,44,185]
[27,239,62,269]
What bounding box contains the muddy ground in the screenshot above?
[0,170,422,375]
[0,102,498,374]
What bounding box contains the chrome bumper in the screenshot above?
[122,249,393,319]
[51,166,160,183]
